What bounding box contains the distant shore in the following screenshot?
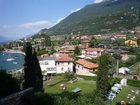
[7,67,24,74]
[3,49,25,55]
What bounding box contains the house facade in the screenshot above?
[55,53,73,73]
[39,53,73,75]
[39,56,57,75]
[75,59,98,76]
[82,47,104,59]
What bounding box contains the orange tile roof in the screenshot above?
[75,59,98,69]
[55,53,73,62]
[85,48,103,52]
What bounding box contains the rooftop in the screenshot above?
[75,59,98,69]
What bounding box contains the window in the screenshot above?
[45,61,48,65]
[61,67,64,71]
[68,67,71,71]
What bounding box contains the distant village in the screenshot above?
[1,28,140,80]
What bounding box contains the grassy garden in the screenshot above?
[44,75,96,94]
[43,75,140,105]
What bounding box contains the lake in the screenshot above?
[0,52,24,71]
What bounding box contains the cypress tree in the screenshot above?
[32,49,43,91]
[96,53,109,99]
[23,42,43,92]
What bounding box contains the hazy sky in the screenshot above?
[0,0,104,40]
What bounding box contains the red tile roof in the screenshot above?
[75,59,98,69]
[85,48,103,52]
[55,53,73,62]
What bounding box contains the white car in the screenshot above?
[107,91,116,100]
[111,86,120,93]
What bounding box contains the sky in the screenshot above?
[0,0,104,41]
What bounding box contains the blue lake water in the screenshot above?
[0,52,24,71]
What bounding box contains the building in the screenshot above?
[111,34,127,40]
[55,53,73,73]
[39,56,57,76]
[81,36,89,49]
[82,47,104,59]
[39,53,74,76]
[75,59,98,76]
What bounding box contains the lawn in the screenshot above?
[43,75,140,105]
[44,75,96,94]
[112,86,140,105]
[129,62,140,75]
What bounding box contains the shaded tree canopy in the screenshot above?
[0,70,20,99]
[23,42,43,92]
[96,53,110,99]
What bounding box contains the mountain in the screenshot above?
[41,0,140,35]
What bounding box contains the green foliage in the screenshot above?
[127,79,140,87]
[74,46,81,55]
[108,77,120,90]
[0,70,20,98]
[49,46,56,55]
[23,42,43,92]
[89,37,99,47]
[37,48,48,56]
[63,71,76,82]
[77,75,97,81]
[0,46,4,51]
[46,0,140,35]
[96,53,110,99]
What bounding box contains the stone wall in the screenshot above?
[0,88,33,105]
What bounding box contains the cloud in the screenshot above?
[56,17,65,24]
[70,8,81,13]
[18,21,55,32]
[56,8,81,24]
[94,0,104,3]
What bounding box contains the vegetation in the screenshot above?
[23,42,43,92]
[0,46,4,51]
[63,71,76,82]
[44,0,140,35]
[127,79,140,87]
[96,54,110,99]
[74,46,81,55]
[89,37,99,47]
[0,70,20,99]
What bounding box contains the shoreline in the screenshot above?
[7,67,24,74]
[3,49,25,55]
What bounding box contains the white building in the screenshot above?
[39,56,56,75]
[55,53,73,73]
[39,53,73,75]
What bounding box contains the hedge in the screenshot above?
[127,79,140,87]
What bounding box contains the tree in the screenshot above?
[32,49,43,91]
[23,42,43,92]
[96,53,110,99]
[49,46,56,55]
[44,36,51,47]
[74,46,81,55]
[89,37,98,47]
[0,70,20,98]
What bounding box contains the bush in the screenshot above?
[63,71,76,81]
[127,79,140,87]
[0,70,20,99]
[77,75,97,81]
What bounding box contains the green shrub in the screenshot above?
[77,75,97,81]
[127,79,140,87]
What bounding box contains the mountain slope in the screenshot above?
[42,0,140,35]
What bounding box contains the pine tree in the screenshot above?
[96,53,109,99]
